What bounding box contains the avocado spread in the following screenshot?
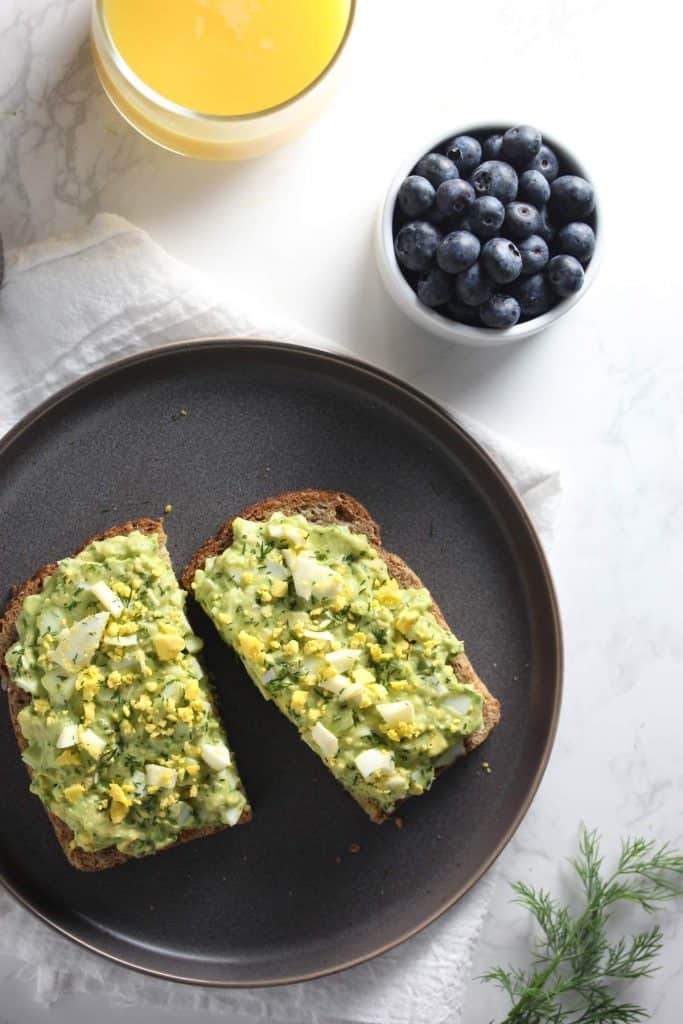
[193,513,483,814]
[6,531,248,857]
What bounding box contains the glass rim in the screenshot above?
[94,0,356,123]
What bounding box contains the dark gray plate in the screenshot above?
[0,340,562,986]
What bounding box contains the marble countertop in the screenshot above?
[1,0,682,1021]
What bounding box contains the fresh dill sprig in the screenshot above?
[482,827,683,1023]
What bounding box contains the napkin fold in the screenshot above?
[0,214,560,1023]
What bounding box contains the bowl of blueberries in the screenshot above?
[376,123,599,345]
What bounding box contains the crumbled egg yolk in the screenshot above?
[64,783,85,804]
[76,665,103,700]
[290,689,308,714]
[238,631,265,663]
[192,513,484,814]
[109,782,132,823]
[6,531,249,858]
[153,632,185,661]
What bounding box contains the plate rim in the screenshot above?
[0,337,563,987]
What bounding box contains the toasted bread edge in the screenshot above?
[0,517,251,872]
[181,490,501,824]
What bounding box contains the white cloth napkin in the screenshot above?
[0,214,560,1023]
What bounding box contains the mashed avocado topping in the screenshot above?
[193,513,483,813]
[6,531,248,857]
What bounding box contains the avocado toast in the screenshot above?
[0,519,250,871]
[183,491,500,823]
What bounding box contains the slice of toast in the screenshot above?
[182,491,501,823]
[0,519,251,871]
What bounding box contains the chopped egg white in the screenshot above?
[265,556,289,580]
[185,655,204,679]
[311,721,339,759]
[268,521,307,546]
[225,804,244,826]
[324,648,362,672]
[161,680,183,702]
[283,550,316,600]
[377,700,415,726]
[355,748,395,779]
[340,681,366,706]
[311,571,343,600]
[51,611,109,672]
[433,738,466,767]
[131,769,147,795]
[78,726,106,759]
[89,580,124,618]
[102,633,138,647]
[200,741,232,771]
[319,674,349,696]
[41,670,78,706]
[15,675,39,695]
[443,694,472,716]
[284,550,342,602]
[174,801,192,826]
[145,763,177,788]
[56,722,78,749]
[37,606,64,635]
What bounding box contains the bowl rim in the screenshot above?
[377,122,601,347]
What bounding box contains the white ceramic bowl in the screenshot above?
[376,123,601,347]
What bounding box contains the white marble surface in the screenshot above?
[0,0,682,1021]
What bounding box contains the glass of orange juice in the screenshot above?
[92,0,355,160]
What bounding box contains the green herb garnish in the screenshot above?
[483,827,683,1023]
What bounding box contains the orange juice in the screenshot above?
[102,0,352,117]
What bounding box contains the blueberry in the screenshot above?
[518,169,551,207]
[505,202,542,239]
[556,221,596,264]
[394,221,440,271]
[501,125,542,169]
[443,300,482,327]
[481,237,523,284]
[445,135,482,177]
[537,205,557,244]
[548,254,585,297]
[482,134,504,160]
[454,262,494,306]
[414,152,459,188]
[435,178,476,220]
[467,196,506,239]
[416,267,455,307]
[517,234,549,275]
[470,161,518,204]
[436,230,481,274]
[397,175,436,218]
[480,293,521,328]
[550,175,595,222]
[514,274,553,318]
[529,144,560,182]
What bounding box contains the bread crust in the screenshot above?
[0,518,251,872]
[182,491,501,823]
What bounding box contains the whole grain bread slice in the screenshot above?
[182,491,501,823]
[0,518,251,872]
